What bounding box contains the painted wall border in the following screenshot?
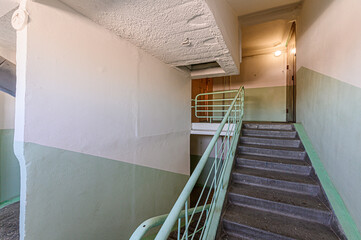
[0,196,19,209]
[294,123,361,240]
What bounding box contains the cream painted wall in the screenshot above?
[232,53,286,89]
[297,0,361,88]
[213,53,287,91]
[0,90,15,129]
[15,0,191,176]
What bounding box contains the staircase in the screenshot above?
[218,122,345,240]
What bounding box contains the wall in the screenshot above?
[297,0,361,233]
[15,0,191,239]
[0,90,19,204]
[213,53,287,121]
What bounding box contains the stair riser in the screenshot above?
[242,129,297,138]
[240,137,301,148]
[232,173,320,196]
[243,124,294,131]
[239,146,306,160]
[237,159,311,175]
[228,194,332,225]
[223,220,293,240]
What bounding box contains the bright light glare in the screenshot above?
[291,48,296,54]
[274,50,282,57]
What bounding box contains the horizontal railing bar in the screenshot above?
[195,104,241,108]
[195,98,235,102]
[195,89,238,97]
[129,205,210,240]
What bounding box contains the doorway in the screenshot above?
[286,22,297,122]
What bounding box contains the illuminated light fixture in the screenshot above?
[291,48,296,54]
[274,50,282,57]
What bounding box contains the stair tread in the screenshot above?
[240,144,304,152]
[223,204,339,240]
[240,135,300,141]
[233,167,317,185]
[229,183,330,212]
[238,154,309,166]
[243,123,293,129]
[243,129,296,133]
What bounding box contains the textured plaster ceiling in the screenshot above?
[0,0,18,17]
[0,8,17,63]
[57,0,238,75]
[225,0,301,16]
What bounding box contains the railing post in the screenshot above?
[185,200,188,240]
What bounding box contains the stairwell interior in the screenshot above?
[218,122,346,240]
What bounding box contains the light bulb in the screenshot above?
[274,50,282,57]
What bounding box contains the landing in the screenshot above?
[0,202,20,240]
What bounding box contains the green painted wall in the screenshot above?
[297,67,361,232]
[18,142,188,240]
[0,129,20,204]
[244,86,286,122]
[295,124,361,240]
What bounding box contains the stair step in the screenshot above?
[242,129,297,138]
[243,123,294,131]
[240,136,301,148]
[228,183,332,225]
[239,144,306,160]
[223,205,340,240]
[237,154,311,175]
[232,167,320,196]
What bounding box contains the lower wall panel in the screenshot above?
[0,129,20,204]
[244,86,286,122]
[20,142,188,240]
[297,67,361,232]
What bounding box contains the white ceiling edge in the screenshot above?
[54,0,239,77]
[239,2,302,26]
[191,67,225,79]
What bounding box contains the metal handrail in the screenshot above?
[159,87,244,239]
[129,205,210,240]
[129,86,244,240]
[193,89,239,122]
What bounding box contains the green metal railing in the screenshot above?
[193,89,241,122]
[130,86,244,240]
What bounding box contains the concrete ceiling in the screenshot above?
[55,0,238,76]
[225,0,301,17]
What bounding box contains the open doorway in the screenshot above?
[286,22,297,122]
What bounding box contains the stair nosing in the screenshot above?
[233,168,318,186]
[228,193,332,223]
[239,144,304,152]
[223,219,295,240]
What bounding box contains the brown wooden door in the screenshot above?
[191,78,213,122]
[286,23,297,122]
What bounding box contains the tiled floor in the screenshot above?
[0,202,19,240]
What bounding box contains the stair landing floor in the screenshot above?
[0,202,20,240]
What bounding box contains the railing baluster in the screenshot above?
[151,87,244,240]
[178,218,181,240]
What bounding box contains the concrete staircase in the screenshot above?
[218,122,345,240]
